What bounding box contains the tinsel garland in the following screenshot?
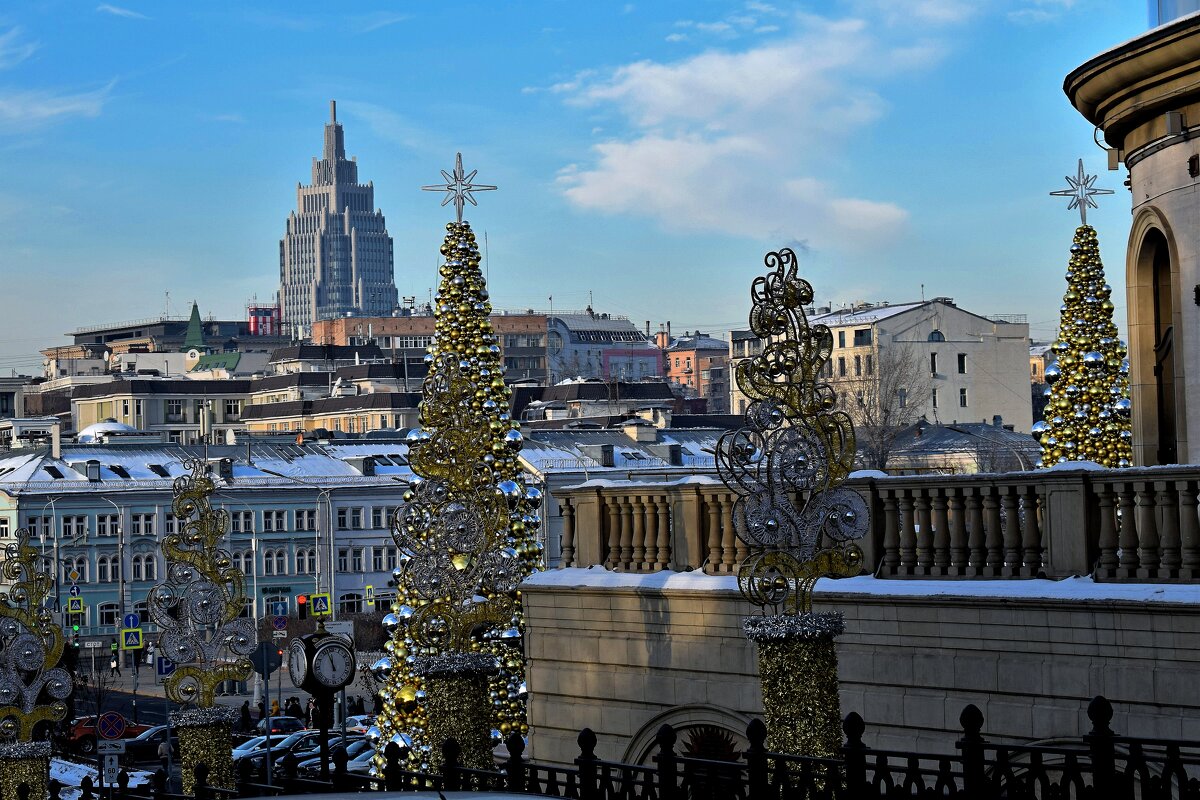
[171,707,237,794]
[748,614,843,758]
[0,743,47,800]
[422,670,496,772]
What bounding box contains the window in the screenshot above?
[337,549,349,572]
[898,388,908,408]
[352,548,364,572]
[295,548,315,575]
[230,510,254,533]
[837,357,846,377]
[371,507,396,529]
[854,355,861,377]
[25,516,50,539]
[166,399,184,420]
[372,548,383,571]
[339,594,363,614]
[385,547,398,571]
[838,331,846,348]
[263,510,287,532]
[67,556,88,582]
[866,355,873,376]
[263,549,277,576]
[853,328,872,346]
[0,519,8,538]
[233,550,253,575]
[165,514,180,535]
[296,509,316,531]
[62,516,86,539]
[336,508,363,530]
[98,603,118,628]
[97,514,119,537]
[959,388,968,408]
[131,513,155,536]
[97,555,113,583]
[265,595,288,616]
[957,353,967,374]
[932,388,939,409]
[225,399,242,418]
[928,330,945,342]
[930,353,938,374]
[132,555,144,581]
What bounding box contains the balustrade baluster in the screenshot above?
[641,496,657,571]
[605,500,621,569]
[1177,480,1200,578]
[966,488,986,574]
[1134,482,1160,577]
[881,490,900,575]
[705,496,722,574]
[618,497,634,570]
[1116,482,1140,576]
[983,489,1003,574]
[656,495,672,570]
[932,490,950,573]
[915,493,933,573]
[948,489,968,574]
[897,491,916,575]
[720,494,738,573]
[1001,486,1022,576]
[1156,480,1181,575]
[1095,484,1118,576]
[561,500,576,568]
[630,497,647,572]
[1021,484,1043,575]
[733,497,749,569]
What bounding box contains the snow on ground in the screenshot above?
[524,567,1200,604]
[52,758,153,800]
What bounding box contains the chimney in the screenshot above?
[992,414,1003,427]
[51,423,61,460]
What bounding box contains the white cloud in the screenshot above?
[0,80,114,131]
[553,12,928,249]
[0,27,38,69]
[96,4,148,20]
[665,33,688,43]
[352,12,409,33]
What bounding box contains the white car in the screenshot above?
[344,714,376,733]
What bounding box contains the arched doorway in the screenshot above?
[1129,216,1185,465]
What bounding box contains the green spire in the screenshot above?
[181,301,206,352]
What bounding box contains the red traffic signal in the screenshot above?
[297,594,308,620]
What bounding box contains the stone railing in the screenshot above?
[555,467,1200,582]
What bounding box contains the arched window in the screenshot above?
[142,555,157,581]
[273,550,287,576]
[134,601,148,622]
[263,549,276,576]
[303,549,316,574]
[265,595,288,615]
[928,330,946,342]
[294,548,308,574]
[132,555,144,581]
[98,602,118,627]
[97,556,111,583]
[71,556,89,583]
[339,593,363,614]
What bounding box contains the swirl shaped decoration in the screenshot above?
[375,212,542,773]
[716,247,867,614]
[148,458,254,707]
[0,531,72,741]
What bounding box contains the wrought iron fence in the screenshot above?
[29,695,1200,800]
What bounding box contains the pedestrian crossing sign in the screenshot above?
[364,585,374,602]
[121,628,143,649]
[66,597,85,614]
[310,593,331,617]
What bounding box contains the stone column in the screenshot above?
[743,613,844,758]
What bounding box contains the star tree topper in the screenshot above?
[421,153,496,223]
[1050,158,1114,225]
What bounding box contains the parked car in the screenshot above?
[295,738,371,778]
[237,729,323,772]
[256,716,305,735]
[232,735,284,758]
[121,725,178,764]
[344,714,376,733]
[69,715,155,755]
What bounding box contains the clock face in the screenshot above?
[312,641,354,688]
[288,640,307,688]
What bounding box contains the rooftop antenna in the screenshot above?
[921,284,925,302]
[164,291,171,318]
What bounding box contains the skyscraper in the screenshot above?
[279,100,398,338]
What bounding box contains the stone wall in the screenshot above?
[522,569,1200,765]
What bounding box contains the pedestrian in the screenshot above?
[157,737,170,775]
[257,700,266,721]
[305,698,315,727]
[270,699,280,718]
[109,653,121,677]
[240,701,251,733]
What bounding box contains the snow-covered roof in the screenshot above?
[809,302,926,327]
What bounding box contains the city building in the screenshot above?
[1065,10,1200,464]
[520,379,676,424]
[547,309,661,382]
[312,311,549,384]
[278,101,398,338]
[0,439,413,643]
[1029,343,1053,384]
[661,332,729,413]
[71,379,251,444]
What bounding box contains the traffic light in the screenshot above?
[297,594,308,620]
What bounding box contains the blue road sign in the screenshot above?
[123,613,140,629]
[155,657,175,678]
[271,601,287,617]
[97,711,126,740]
[271,615,287,631]
[68,585,81,597]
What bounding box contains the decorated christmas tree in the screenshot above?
[1034,160,1132,468]
[372,155,542,772]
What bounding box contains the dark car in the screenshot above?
[293,737,370,778]
[237,729,323,772]
[256,716,305,735]
[121,725,178,764]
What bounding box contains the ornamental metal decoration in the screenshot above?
[0,531,72,740]
[147,458,254,706]
[421,153,497,224]
[1050,158,1114,226]
[715,247,867,615]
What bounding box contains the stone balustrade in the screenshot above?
[554,467,1200,582]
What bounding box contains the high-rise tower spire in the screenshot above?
[278,101,398,338]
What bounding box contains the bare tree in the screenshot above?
[830,343,932,471]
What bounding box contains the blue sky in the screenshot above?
[0,0,1146,373]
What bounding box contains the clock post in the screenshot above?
[288,622,357,781]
